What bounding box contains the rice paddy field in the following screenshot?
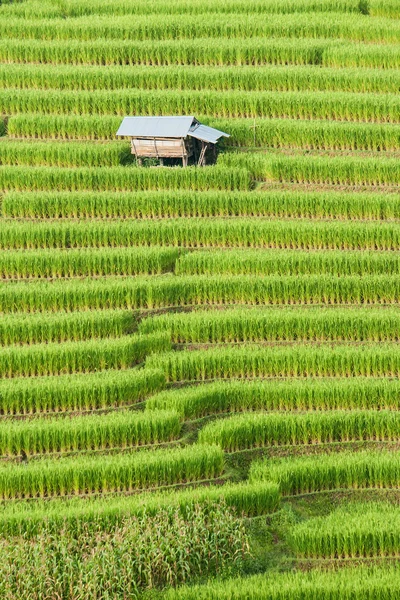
[0,0,400,598]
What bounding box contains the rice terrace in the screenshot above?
[1,0,400,597]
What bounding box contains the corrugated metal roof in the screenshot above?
[116,116,230,143]
[116,116,195,138]
[189,123,230,144]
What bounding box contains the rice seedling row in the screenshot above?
[3,13,399,44]
[0,308,138,345]
[146,378,400,418]
[3,218,400,250]
[0,480,280,538]
[0,332,170,378]
[166,567,400,600]
[0,443,224,499]
[0,166,250,192]
[2,274,400,313]
[199,410,400,451]
[0,409,181,457]
[4,189,399,221]
[146,343,400,382]
[0,368,165,416]
[175,249,400,277]
[0,247,181,279]
[249,449,400,495]
[139,306,400,343]
[2,64,399,95]
[3,89,399,122]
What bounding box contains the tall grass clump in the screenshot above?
[146,378,400,418]
[199,410,400,451]
[0,368,165,415]
[249,449,400,495]
[0,443,224,499]
[0,332,170,377]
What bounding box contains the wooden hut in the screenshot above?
[116,116,229,167]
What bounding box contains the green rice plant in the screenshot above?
[0,37,329,66]
[221,118,400,151]
[2,89,399,122]
[0,140,132,167]
[370,0,400,18]
[289,503,400,558]
[176,250,400,277]
[139,306,400,343]
[3,65,400,95]
[0,503,248,598]
[0,480,280,537]
[0,166,250,192]
[3,189,399,221]
[0,443,224,499]
[146,378,400,419]
[0,309,136,345]
[0,368,165,415]
[0,332,170,378]
[1,13,398,43]
[220,152,400,185]
[0,0,370,19]
[2,274,400,314]
[0,247,180,279]
[0,409,181,456]
[0,118,5,137]
[167,567,400,599]
[7,114,121,140]
[199,410,400,451]
[3,219,400,250]
[249,449,400,495]
[146,343,400,382]
[323,42,400,68]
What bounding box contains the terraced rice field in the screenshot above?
[0,0,399,597]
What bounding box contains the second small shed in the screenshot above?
[116,116,229,167]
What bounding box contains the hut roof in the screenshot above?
[116,116,229,143]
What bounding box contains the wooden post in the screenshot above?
[159,157,164,166]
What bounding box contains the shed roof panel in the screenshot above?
[116,116,194,138]
[189,124,230,144]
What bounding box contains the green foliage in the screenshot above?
[3,64,399,95]
[0,165,250,191]
[147,343,400,382]
[167,567,400,599]
[2,88,399,121]
[0,481,280,537]
[3,218,400,250]
[2,274,400,313]
[146,378,400,418]
[199,410,400,450]
[289,503,400,558]
[0,368,165,415]
[0,332,170,377]
[250,449,400,495]
[0,443,224,499]
[0,246,180,278]
[4,189,399,220]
